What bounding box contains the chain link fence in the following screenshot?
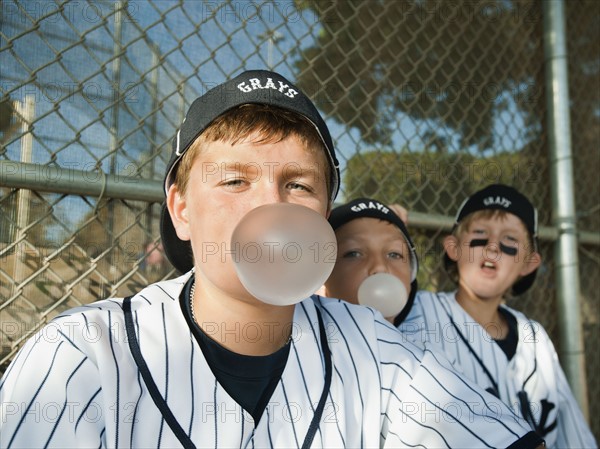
[1,0,598,440]
[566,0,600,441]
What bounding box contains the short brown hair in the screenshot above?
[173,104,331,198]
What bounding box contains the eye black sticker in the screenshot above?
[499,242,518,256]
[469,239,518,256]
[469,239,488,248]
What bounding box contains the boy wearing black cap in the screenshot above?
[324,197,419,325]
[399,183,596,448]
[1,74,544,448]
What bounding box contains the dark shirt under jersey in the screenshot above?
[180,278,290,424]
[495,307,519,360]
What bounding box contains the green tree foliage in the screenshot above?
[294,0,542,151]
[344,149,540,215]
[566,3,600,231]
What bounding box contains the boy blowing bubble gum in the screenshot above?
[399,184,596,448]
[1,73,544,448]
[324,197,419,325]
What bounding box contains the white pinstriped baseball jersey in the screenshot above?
[1,273,541,448]
[399,290,597,449]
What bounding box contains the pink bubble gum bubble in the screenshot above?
[231,203,337,306]
[357,273,408,319]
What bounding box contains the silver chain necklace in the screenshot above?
[189,279,197,323]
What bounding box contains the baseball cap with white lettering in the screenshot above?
[445,183,539,295]
[160,70,340,273]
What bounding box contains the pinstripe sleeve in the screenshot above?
[0,320,105,448]
[377,321,544,448]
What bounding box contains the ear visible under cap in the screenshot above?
[520,251,541,276]
[443,235,460,262]
[166,184,191,242]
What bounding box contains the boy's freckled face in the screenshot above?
[325,217,412,305]
[176,134,330,300]
[451,213,536,299]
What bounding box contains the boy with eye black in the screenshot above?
[399,183,596,449]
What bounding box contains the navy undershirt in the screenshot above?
[495,307,518,360]
[179,277,290,424]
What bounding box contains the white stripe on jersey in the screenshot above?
[399,290,598,449]
[1,273,540,448]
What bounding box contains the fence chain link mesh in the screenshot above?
[0,0,598,440]
[566,0,600,439]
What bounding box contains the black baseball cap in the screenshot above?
[328,197,419,325]
[160,70,340,274]
[445,184,539,295]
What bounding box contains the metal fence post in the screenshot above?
[13,95,35,294]
[543,0,589,419]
